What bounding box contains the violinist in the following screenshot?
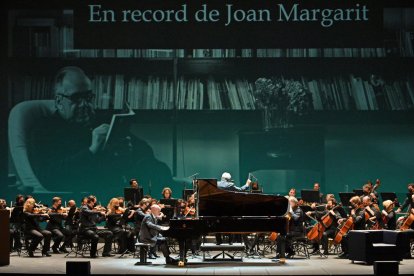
[79,195,114,258]
[277,197,304,259]
[306,199,342,255]
[338,196,366,259]
[106,198,135,254]
[46,197,71,253]
[382,200,396,230]
[23,198,52,257]
[9,194,24,252]
[162,187,173,199]
[396,183,414,213]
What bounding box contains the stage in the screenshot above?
[1,248,414,276]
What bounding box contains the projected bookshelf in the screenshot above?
[5,5,414,125]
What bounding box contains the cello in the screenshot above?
[307,204,341,241]
[399,209,414,231]
[333,203,363,245]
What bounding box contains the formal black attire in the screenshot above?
[46,207,72,252]
[24,211,52,255]
[79,205,113,257]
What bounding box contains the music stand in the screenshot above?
[124,187,143,206]
[182,189,194,200]
[380,192,400,207]
[159,199,178,208]
[301,190,319,203]
[339,192,356,207]
[353,189,363,196]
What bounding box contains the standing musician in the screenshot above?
[106,197,135,254]
[338,196,366,259]
[382,200,397,230]
[23,198,52,257]
[79,195,114,257]
[46,196,71,253]
[277,196,304,258]
[396,183,414,213]
[306,198,342,255]
[139,204,178,265]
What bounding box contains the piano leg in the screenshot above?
[279,235,286,264]
[178,238,189,265]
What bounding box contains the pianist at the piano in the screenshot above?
[163,179,289,266]
[138,204,179,265]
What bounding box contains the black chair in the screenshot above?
[65,233,94,258]
[348,230,404,264]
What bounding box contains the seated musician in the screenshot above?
[46,196,71,253]
[9,194,25,252]
[306,198,342,255]
[277,196,304,258]
[338,196,366,258]
[382,200,396,230]
[138,204,178,265]
[79,195,114,257]
[396,183,414,213]
[362,195,382,229]
[162,187,173,199]
[397,194,414,230]
[23,198,52,257]
[287,188,296,197]
[106,198,135,254]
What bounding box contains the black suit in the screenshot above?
[79,205,113,256]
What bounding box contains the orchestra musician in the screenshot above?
[362,195,383,230]
[162,187,173,199]
[277,196,304,258]
[106,197,135,254]
[338,196,366,259]
[79,195,114,257]
[46,197,71,253]
[382,200,397,230]
[64,199,79,248]
[313,183,326,204]
[306,198,342,255]
[138,204,178,265]
[396,183,414,213]
[9,195,25,252]
[23,198,52,257]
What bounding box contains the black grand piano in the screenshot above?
[164,179,289,264]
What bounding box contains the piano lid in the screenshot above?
[195,179,288,217]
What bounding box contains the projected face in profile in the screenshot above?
[55,67,95,126]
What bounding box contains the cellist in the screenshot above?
[338,196,366,259]
[306,198,342,255]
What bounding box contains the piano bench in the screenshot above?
[134,242,152,265]
[200,243,245,262]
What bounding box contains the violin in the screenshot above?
[33,204,50,214]
[184,205,195,217]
